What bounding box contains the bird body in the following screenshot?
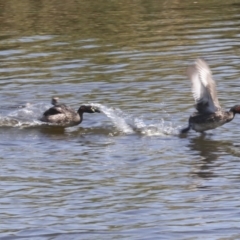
[187,110,234,132]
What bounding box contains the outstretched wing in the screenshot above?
[187,58,221,114]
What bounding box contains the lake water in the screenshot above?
[1,0,240,239]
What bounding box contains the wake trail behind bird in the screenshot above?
[0,102,181,136]
[93,103,180,136]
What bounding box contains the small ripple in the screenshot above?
[0,49,25,57]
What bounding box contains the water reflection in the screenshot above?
[189,135,233,179]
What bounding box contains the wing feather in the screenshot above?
[43,106,63,116]
[187,58,221,114]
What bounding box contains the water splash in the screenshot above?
[0,102,181,135]
[92,103,179,136]
[0,103,49,127]
[93,104,134,134]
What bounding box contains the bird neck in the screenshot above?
[77,110,84,123]
[230,105,240,115]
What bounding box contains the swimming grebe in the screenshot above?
[181,58,240,133]
[40,97,100,127]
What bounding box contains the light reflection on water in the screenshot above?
[1,0,240,239]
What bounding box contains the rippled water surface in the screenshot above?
[1,0,240,239]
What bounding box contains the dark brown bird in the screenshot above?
[181,58,240,133]
[40,97,100,127]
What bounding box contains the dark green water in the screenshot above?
[1,0,240,239]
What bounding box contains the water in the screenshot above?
[1,0,240,239]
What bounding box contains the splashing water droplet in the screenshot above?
[0,102,50,127]
[91,103,180,136]
[93,104,134,134]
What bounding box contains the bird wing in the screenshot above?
[43,106,63,116]
[187,58,221,114]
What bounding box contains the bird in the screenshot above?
[40,97,100,127]
[181,58,240,133]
